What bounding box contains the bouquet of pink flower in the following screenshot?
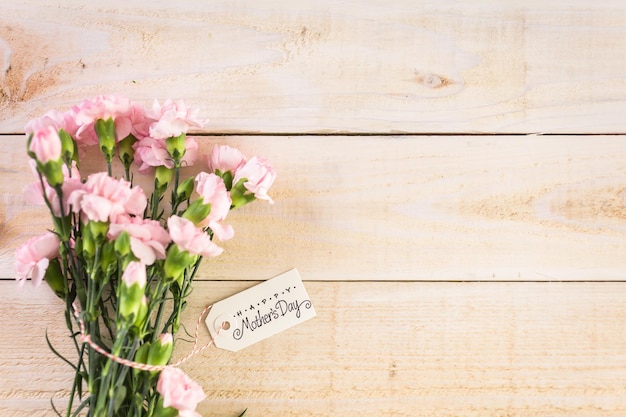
[15,95,275,417]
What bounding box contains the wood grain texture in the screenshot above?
[2,134,626,281]
[1,281,625,417]
[1,2,625,416]
[0,0,625,134]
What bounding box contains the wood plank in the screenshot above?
[1,280,625,416]
[3,134,626,281]
[0,1,625,134]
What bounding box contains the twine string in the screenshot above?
[72,301,221,372]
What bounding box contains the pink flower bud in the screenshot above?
[29,126,62,163]
[122,261,147,288]
[119,262,147,322]
[158,333,173,345]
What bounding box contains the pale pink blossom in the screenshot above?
[233,156,276,203]
[194,172,233,241]
[74,95,133,144]
[15,232,60,287]
[133,136,198,174]
[147,99,205,140]
[69,172,147,222]
[168,216,223,257]
[128,102,154,140]
[108,215,171,265]
[25,110,65,135]
[23,160,82,217]
[29,126,62,163]
[157,367,206,414]
[207,145,247,174]
[25,109,78,138]
[121,261,147,288]
[68,104,99,147]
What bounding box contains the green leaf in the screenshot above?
[182,198,211,225]
[43,258,66,299]
[77,371,89,399]
[50,399,62,417]
[113,385,127,412]
[175,177,195,202]
[71,397,91,417]
[230,178,256,208]
[220,169,234,190]
[45,328,77,370]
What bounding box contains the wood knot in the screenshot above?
[414,71,454,89]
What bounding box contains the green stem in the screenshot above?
[99,298,116,343]
[170,164,181,215]
[87,245,101,318]
[65,343,86,417]
[150,183,162,221]
[124,165,131,183]
[88,321,97,405]
[151,286,168,341]
[94,326,128,416]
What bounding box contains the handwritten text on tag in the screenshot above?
[205,269,316,352]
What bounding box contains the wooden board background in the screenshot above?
[1,1,626,416]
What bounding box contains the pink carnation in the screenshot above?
[23,160,82,217]
[147,99,205,140]
[194,172,233,241]
[168,216,223,258]
[68,105,99,146]
[74,95,133,144]
[69,172,147,223]
[128,102,154,140]
[15,232,60,287]
[157,367,206,415]
[133,136,198,174]
[207,145,247,174]
[233,156,276,203]
[25,109,79,138]
[29,126,62,163]
[108,215,171,265]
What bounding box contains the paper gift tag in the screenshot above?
[205,269,316,352]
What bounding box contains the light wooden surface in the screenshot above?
[0,0,625,134]
[1,0,626,416]
[3,282,626,417]
[3,134,626,282]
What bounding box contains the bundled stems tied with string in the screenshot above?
[15,95,275,417]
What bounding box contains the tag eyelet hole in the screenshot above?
[212,314,235,333]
